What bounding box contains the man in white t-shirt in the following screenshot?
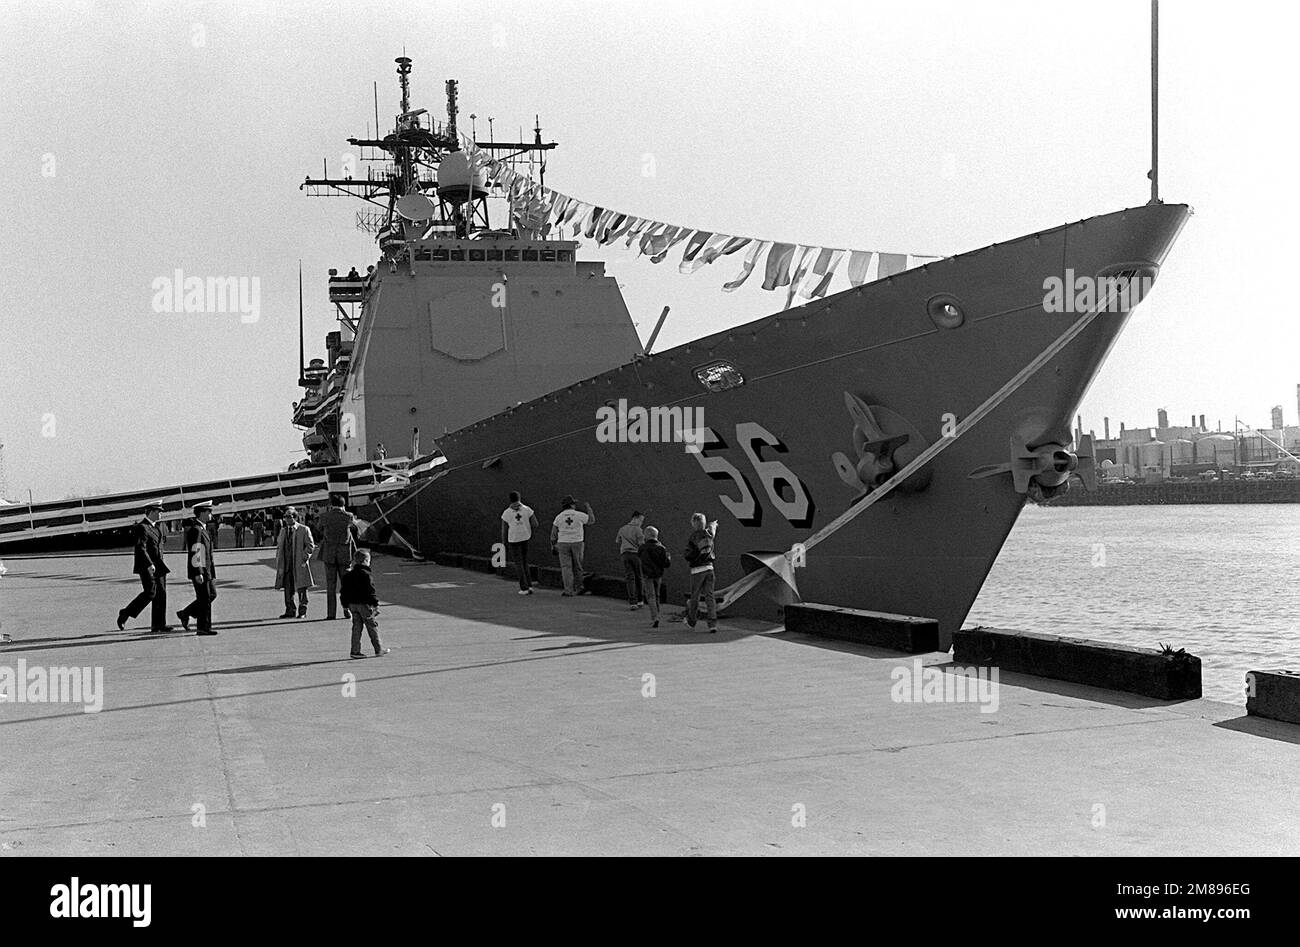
[500,491,539,595]
[550,495,596,596]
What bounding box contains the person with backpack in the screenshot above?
[638,526,671,629]
[683,513,718,633]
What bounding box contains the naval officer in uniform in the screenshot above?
[116,501,173,632]
[177,501,218,635]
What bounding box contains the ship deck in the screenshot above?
[1,548,1296,856]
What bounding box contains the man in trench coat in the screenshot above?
[274,506,316,618]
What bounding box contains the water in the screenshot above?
[966,504,1300,704]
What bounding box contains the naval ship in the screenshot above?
[293,57,1188,643]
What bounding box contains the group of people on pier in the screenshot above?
[500,492,720,632]
[112,489,724,658]
[114,495,388,658]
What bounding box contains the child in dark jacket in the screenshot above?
[340,549,389,658]
[637,526,672,628]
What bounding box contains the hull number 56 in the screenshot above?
[689,422,815,529]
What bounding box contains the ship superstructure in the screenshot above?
[296,58,639,468]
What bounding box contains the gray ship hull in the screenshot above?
[384,203,1189,642]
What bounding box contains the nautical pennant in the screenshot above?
[722,241,766,292]
[460,140,944,296]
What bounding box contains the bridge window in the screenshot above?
[486,248,503,261]
[505,249,520,261]
[450,249,465,261]
[523,249,539,261]
[469,249,485,262]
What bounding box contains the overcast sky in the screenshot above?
[2,0,1296,501]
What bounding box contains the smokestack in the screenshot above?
[1157,407,1168,429]
[1121,422,1126,434]
[1076,414,1083,441]
[1104,417,1111,440]
[1271,405,1284,430]
[1199,414,1205,431]
[1191,414,1196,429]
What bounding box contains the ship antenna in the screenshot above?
[396,56,412,115]
[374,80,380,136]
[1148,0,1160,204]
[535,114,545,187]
[445,79,459,148]
[297,260,305,382]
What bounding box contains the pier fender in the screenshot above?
[739,550,802,607]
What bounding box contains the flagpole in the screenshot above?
[297,261,305,382]
[1149,0,1160,204]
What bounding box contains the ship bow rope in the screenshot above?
[715,275,1142,611]
[460,137,944,303]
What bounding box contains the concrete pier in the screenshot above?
[0,547,1297,856]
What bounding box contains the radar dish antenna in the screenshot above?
[395,193,435,222]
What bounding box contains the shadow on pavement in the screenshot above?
[1212,714,1300,745]
[0,644,642,728]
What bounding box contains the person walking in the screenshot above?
[208,513,221,550]
[316,494,360,619]
[341,549,389,659]
[615,511,646,609]
[500,491,539,595]
[116,501,172,633]
[274,507,316,618]
[232,512,246,548]
[250,511,266,547]
[550,495,595,596]
[176,501,218,635]
[638,525,671,629]
[683,512,719,633]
